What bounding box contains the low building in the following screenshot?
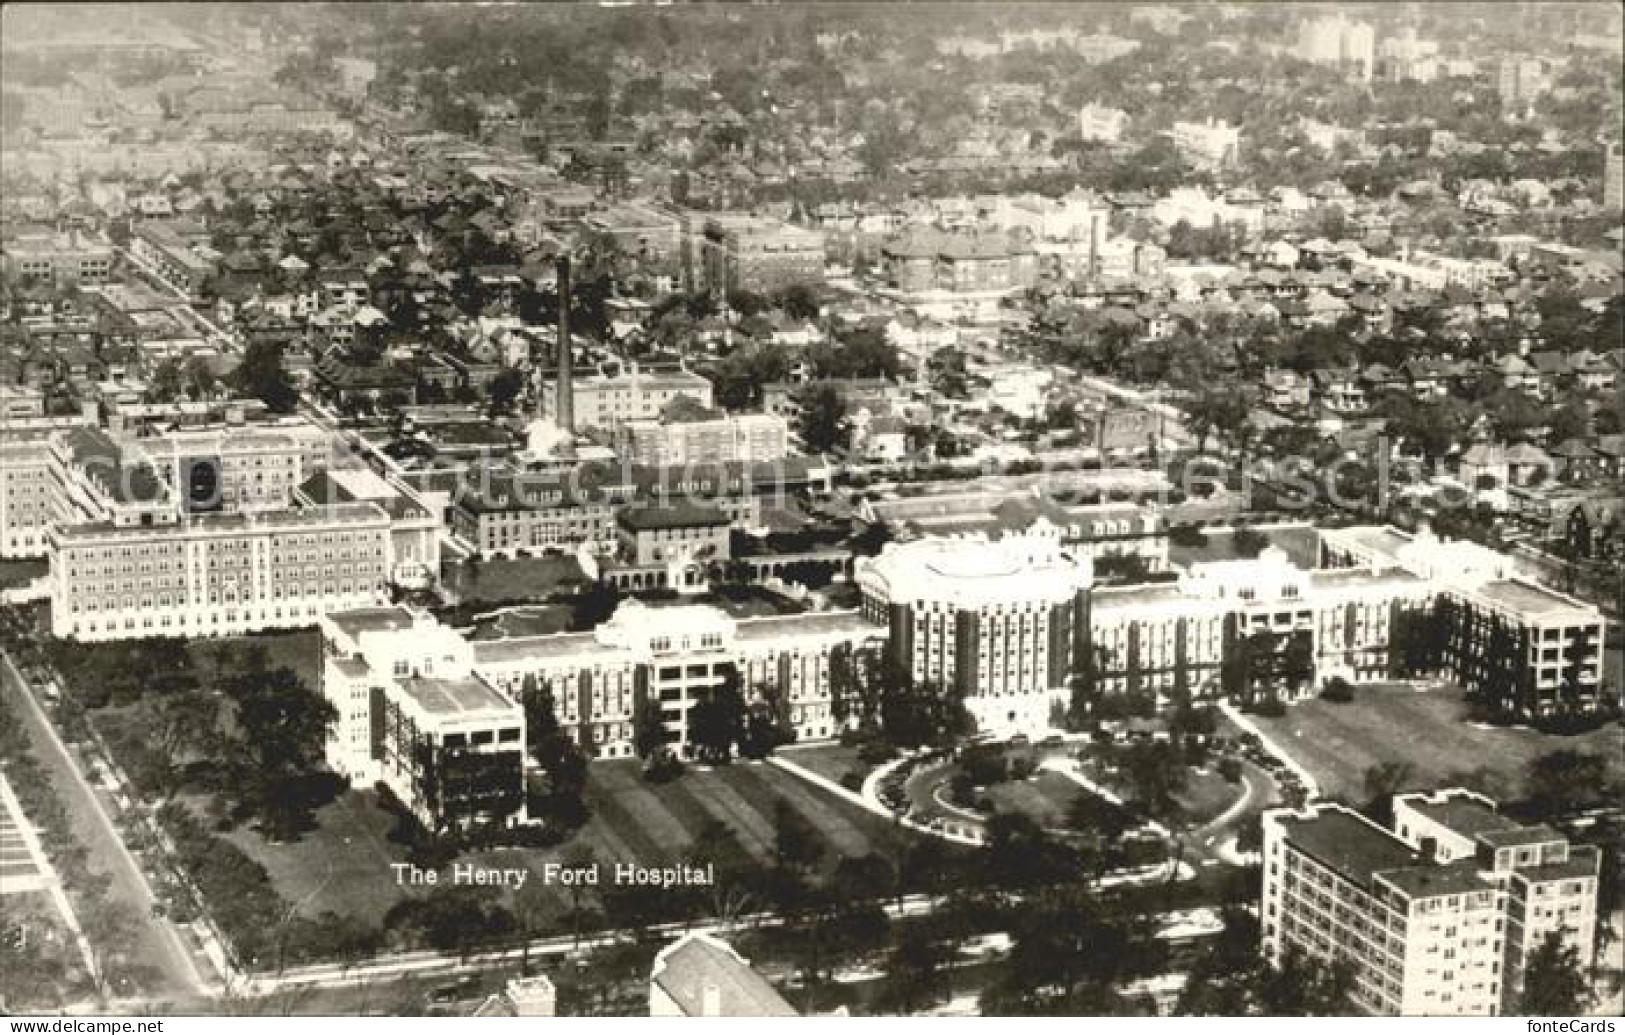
[1262,790,1599,1015]
[649,932,797,1017]
[2,227,114,286]
[1320,525,1608,718]
[616,501,731,569]
[1170,118,1241,171]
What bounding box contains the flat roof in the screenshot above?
[398,674,516,717]
[1279,806,1420,890]
[328,606,420,640]
[617,502,729,531]
[1402,793,1520,840]
[1473,579,1592,618]
[1378,859,1492,900]
[734,610,876,643]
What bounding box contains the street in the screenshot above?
[0,652,214,1003]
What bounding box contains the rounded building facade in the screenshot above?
[855,530,1093,734]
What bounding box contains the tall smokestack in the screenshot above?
[556,255,573,433]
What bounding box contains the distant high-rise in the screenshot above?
[1497,56,1549,108]
[1603,143,1623,212]
[555,255,573,433]
[1298,14,1376,81]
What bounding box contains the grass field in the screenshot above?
[1167,524,1319,569]
[982,771,1084,828]
[233,758,920,927]
[442,555,590,604]
[188,629,323,691]
[0,557,47,590]
[779,742,872,785]
[1248,684,1625,801]
[1174,766,1245,825]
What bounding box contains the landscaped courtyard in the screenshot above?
[1246,683,1625,801]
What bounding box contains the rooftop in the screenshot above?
[617,502,730,532]
[1277,805,1421,891]
[1472,579,1595,619]
[1401,791,1520,841]
[398,674,516,718]
[650,933,797,1018]
[327,606,421,641]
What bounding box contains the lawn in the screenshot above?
[1173,765,1245,826]
[222,789,410,922]
[1167,523,1320,569]
[465,606,575,640]
[0,557,47,590]
[233,758,921,928]
[188,629,323,691]
[442,555,590,605]
[779,741,871,785]
[983,771,1086,829]
[1247,683,1625,801]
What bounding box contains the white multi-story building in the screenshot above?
[321,607,526,831]
[324,600,880,765]
[1170,119,1242,171]
[855,528,1094,733]
[542,365,715,431]
[617,413,790,467]
[1263,790,1599,1015]
[1078,103,1129,143]
[1298,14,1376,80]
[31,421,439,641]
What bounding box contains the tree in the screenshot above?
[773,797,824,875]
[146,357,186,403]
[1175,907,1263,1015]
[232,342,300,414]
[878,926,953,1013]
[1525,750,1611,817]
[631,698,667,762]
[1118,740,1189,822]
[796,383,848,453]
[489,367,525,414]
[983,813,1080,890]
[687,666,745,764]
[1253,945,1356,1016]
[1362,761,1415,827]
[222,664,338,839]
[1521,930,1594,1015]
[1231,525,1269,558]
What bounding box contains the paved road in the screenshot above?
[0,652,211,1003]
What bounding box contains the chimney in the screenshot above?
[555,254,573,433]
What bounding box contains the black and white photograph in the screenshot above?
[0,0,1621,1022]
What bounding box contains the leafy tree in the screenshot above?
[221,664,338,839]
[632,698,667,762]
[232,342,300,414]
[1252,945,1356,1016]
[1521,930,1594,1015]
[772,797,824,874]
[687,665,745,764]
[877,925,953,1013]
[1525,750,1611,817]
[796,383,849,453]
[1175,907,1263,1015]
[489,367,526,414]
